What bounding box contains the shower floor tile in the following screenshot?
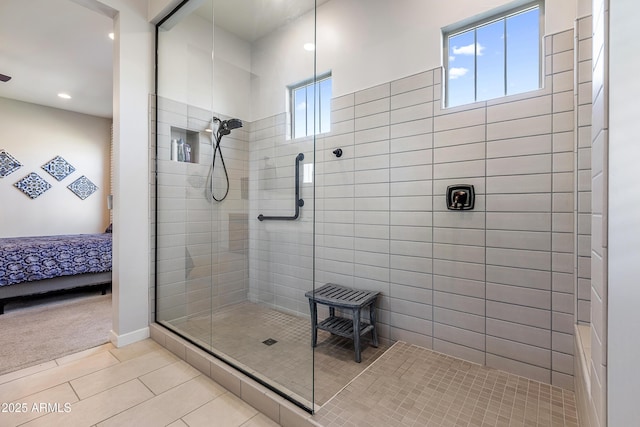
[313,342,579,427]
[169,302,389,406]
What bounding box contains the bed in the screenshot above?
[0,233,112,314]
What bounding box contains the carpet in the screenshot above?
[0,291,112,375]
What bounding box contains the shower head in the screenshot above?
[224,118,243,130]
[213,117,243,136]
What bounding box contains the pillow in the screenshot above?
[105,223,113,233]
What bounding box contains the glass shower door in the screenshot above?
[155,0,317,411]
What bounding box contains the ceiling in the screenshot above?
[0,0,114,118]
[206,0,327,42]
[0,0,326,120]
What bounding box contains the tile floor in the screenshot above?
[165,301,389,406]
[0,339,278,427]
[1,309,580,427]
[314,342,579,427]
[1,336,581,427]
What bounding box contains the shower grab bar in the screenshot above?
[258,153,305,221]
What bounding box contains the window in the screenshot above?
[444,2,542,107]
[290,74,331,139]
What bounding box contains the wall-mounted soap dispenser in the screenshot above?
[446,184,475,210]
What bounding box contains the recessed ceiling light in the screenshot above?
[58,93,72,99]
[108,32,114,40]
[303,43,315,51]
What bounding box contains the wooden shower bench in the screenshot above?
[305,283,379,362]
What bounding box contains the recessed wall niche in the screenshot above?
[169,126,200,164]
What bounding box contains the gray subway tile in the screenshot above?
[390,103,433,124]
[434,339,485,365]
[434,160,485,179]
[433,275,485,299]
[486,300,551,329]
[390,225,432,242]
[391,71,434,95]
[433,124,485,148]
[486,230,551,251]
[486,193,551,212]
[433,211,485,230]
[487,317,550,349]
[391,87,434,110]
[486,174,551,194]
[355,98,390,118]
[355,112,389,132]
[390,133,432,153]
[355,83,390,104]
[390,283,433,304]
[433,259,485,281]
[434,142,485,164]
[390,269,433,289]
[487,154,551,176]
[390,149,431,168]
[434,307,485,333]
[434,323,485,351]
[390,118,433,138]
[486,247,551,271]
[434,107,485,132]
[486,353,550,384]
[433,227,485,246]
[487,115,551,141]
[486,282,551,310]
[433,291,485,316]
[487,134,551,158]
[433,243,485,264]
[486,95,551,123]
[486,265,551,290]
[487,336,551,369]
[486,212,551,232]
[332,94,354,111]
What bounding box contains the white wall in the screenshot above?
[157,11,252,120]
[0,97,111,237]
[91,0,153,347]
[608,0,640,424]
[250,0,577,121]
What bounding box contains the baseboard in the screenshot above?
[109,326,150,348]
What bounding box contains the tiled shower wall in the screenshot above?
[311,29,579,390]
[153,96,250,324]
[576,15,594,324]
[246,113,315,313]
[152,28,587,392]
[587,0,609,424]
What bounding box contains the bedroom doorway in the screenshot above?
[0,0,115,376]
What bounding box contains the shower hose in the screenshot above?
[210,129,230,202]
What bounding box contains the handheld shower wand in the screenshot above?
[208,117,243,202]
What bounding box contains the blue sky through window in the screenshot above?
[447,6,540,107]
[293,76,331,139]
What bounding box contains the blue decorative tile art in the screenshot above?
[67,175,98,200]
[0,149,23,178]
[14,173,52,199]
[41,155,76,181]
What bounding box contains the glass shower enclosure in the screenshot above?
[154,0,317,411]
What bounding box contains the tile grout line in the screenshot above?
[314,340,402,413]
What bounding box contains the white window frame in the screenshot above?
[443,1,544,108]
[288,72,332,139]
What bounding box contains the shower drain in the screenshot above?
[262,338,278,346]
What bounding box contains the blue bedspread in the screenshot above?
[0,234,112,287]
